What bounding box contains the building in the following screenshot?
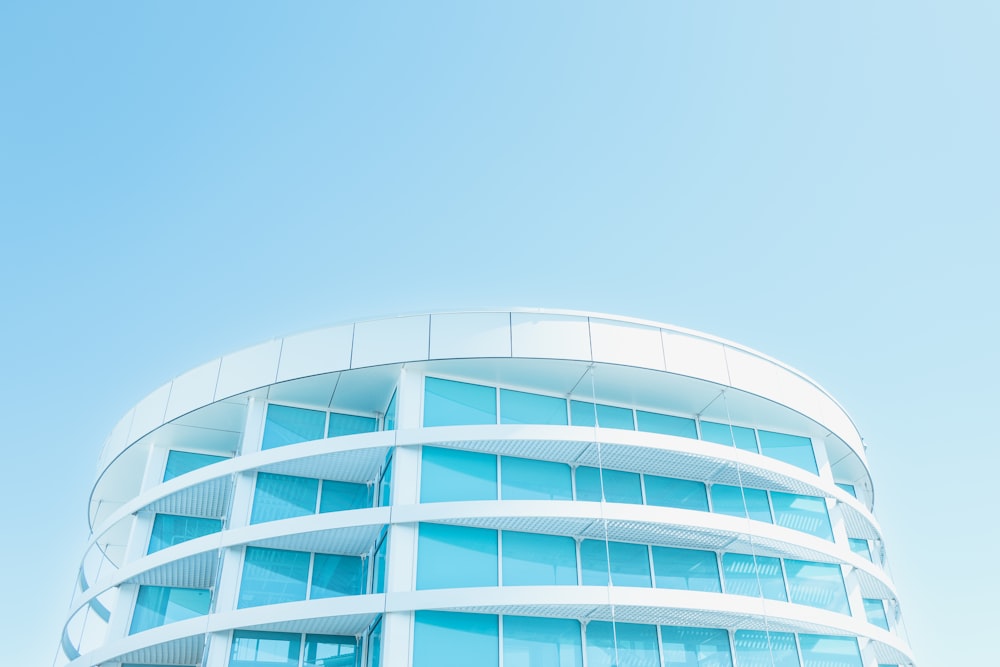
[58,310,916,667]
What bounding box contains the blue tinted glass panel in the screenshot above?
[378,453,392,507]
[383,390,397,431]
[263,404,326,450]
[570,401,634,430]
[580,539,609,585]
[849,538,872,562]
[413,611,498,667]
[733,631,799,667]
[304,634,358,667]
[238,547,310,608]
[758,430,819,475]
[721,554,786,601]
[367,618,382,667]
[575,467,642,504]
[770,492,833,540]
[580,540,651,587]
[230,630,300,667]
[372,534,387,594]
[799,634,863,667]
[785,559,850,614]
[836,483,857,498]
[424,378,496,427]
[163,450,228,482]
[311,554,365,599]
[699,421,758,453]
[660,626,733,667]
[417,524,498,589]
[504,616,582,667]
[502,531,577,586]
[710,485,772,523]
[129,586,209,634]
[328,412,377,438]
[251,473,318,524]
[500,389,568,426]
[651,547,721,592]
[148,514,221,554]
[319,480,370,512]
[636,411,697,439]
[420,446,497,503]
[501,456,573,500]
[644,476,709,511]
[587,622,659,667]
[863,599,890,630]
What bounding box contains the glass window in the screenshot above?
[417,524,498,589]
[580,540,651,587]
[129,586,210,634]
[849,538,872,562]
[504,616,582,667]
[502,531,577,586]
[262,404,327,450]
[421,446,497,503]
[413,611,498,667]
[500,389,568,426]
[651,546,721,593]
[163,450,228,482]
[569,400,634,430]
[699,421,758,453]
[575,466,642,504]
[372,532,388,594]
[710,485,772,523]
[784,559,850,614]
[378,452,392,507]
[304,634,358,667]
[327,412,377,438]
[758,430,819,475]
[770,492,833,540]
[836,482,857,498]
[501,456,573,500]
[367,618,382,667]
[635,410,698,439]
[319,480,370,512]
[383,390,397,431]
[863,599,890,630]
[644,475,709,511]
[238,547,310,608]
[230,630,300,667]
[311,554,365,599]
[424,377,496,427]
[147,514,221,554]
[251,473,319,524]
[799,634,863,667]
[586,622,659,667]
[660,626,733,667]
[721,554,786,601]
[733,630,799,667]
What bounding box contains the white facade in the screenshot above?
[58,310,916,667]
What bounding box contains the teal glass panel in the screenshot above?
[383,390,397,431]
[500,389,568,425]
[784,559,850,614]
[163,450,228,482]
[319,480,370,512]
[251,473,319,524]
[327,412,377,438]
[580,540,651,587]
[311,554,365,599]
[758,430,819,475]
[502,531,577,586]
[721,554,786,601]
[699,421,758,453]
[570,401,634,429]
[501,456,573,500]
[863,599,890,630]
[575,466,642,504]
[230,630,300,667]
[660,626,733,667]
[644,475,709,511]
[770,492,833,540]
[413,611,498,667]
[587,622,660,667]
[129,586,210,634]
[263,404,326,450]
[849,538,872,562]
[238,547,310,608]
[147,514,221,554]
[424,377,496,426]
[420,446,497,503]
[372,533,387,594]
[836,482,857,498]
[710,485,772,523]
[733,630,799,667]
[304,634,358,667]
[378,453,392,507]
[504,616,582,667]
[651,546,721,592]
[417,523,498,589]
[799,634,863,667]
[636,410,698,439]
[367,618,382,667]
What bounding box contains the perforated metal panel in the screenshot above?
[146,477,231,518]
[130,550,219,588]
[114,634,205,665]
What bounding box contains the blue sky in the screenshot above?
[2,3,997,665]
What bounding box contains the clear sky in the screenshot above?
[2,2,997,665]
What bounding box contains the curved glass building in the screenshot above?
[58,310,915,667]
